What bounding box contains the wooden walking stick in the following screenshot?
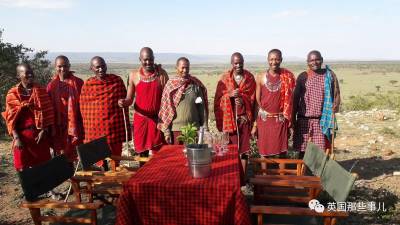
[235,100,240,152]
[330,113,336,160]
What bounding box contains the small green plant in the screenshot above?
[177,123,198,145]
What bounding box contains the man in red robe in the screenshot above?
[118,47,168,156]
[2,64,54,171]
[80,56,130,166]
[252,49,295,157]
[47,55,84,161]
[214,52,256,172]
[158,57,208,144]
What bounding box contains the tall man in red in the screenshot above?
[252,49,295,157]
[293,50,341,156]
[47,55,84,161]
[80,56,130,162]
[118,47,168,156]
[2,64,54,170]
[214,52,256,172]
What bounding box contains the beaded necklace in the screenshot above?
[264,72,281,92]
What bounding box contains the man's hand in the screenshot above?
[251,125,257,137]
[35,130,46,144]
[14,137,23,148]
[229,89,239,98]
[234,97,243,107]
[164,133,172,144]
[21,102,33,108]
[118,99,129,108]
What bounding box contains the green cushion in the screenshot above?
[321,158,356,202]
[303,142,328,177]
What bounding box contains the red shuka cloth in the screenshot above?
[257,73,289,156]
[2,84,53,170]
[79,74,131,155]
[214,69,256,133]
[158,75,208,132]
[2,83,54,135]
[133,68,165,153]
[47,73,84,159]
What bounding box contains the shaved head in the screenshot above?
[230,52,244,64]
[17,63,32,72]
[307,50,322,61]
[268,49,282,58]
[307,50,324,72]
[176,57,190,66]
[139,47,155,72]
[55,55,70,65]
[140,47,154,58]
[90,56,105,66]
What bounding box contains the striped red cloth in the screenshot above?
[214,69,256,133]
[158,75,208,132]
[293,71,327,152]
[79,74,131,145]
[2,83,54,135]
[47,73,84,157]
[116,145,251,225]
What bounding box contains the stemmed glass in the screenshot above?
[213,134,222,156]
[221,132,230,154]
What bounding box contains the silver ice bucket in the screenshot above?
[185,144,212,178]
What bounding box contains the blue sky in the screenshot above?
[1,0,399,60]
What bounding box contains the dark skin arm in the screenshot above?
[118,71,139,107]
[251,73,263,136]
[12,130,23,148]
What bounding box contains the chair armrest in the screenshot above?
[20,199,103,209]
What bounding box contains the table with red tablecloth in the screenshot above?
[115,145,251,225]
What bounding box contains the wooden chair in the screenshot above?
[251,143,327,204]
[250,143,356,225]
[251,205,348,225]
[18,155,104,225]
[72,137,149,204]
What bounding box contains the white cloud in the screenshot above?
[272,9,309,19]
[0,0,74,9]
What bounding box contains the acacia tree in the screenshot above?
[0,29,52,135]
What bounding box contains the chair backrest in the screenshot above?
[77,137,111,170]
[18,155,74,201]
[303,142,328,177]
[321,158,356,202]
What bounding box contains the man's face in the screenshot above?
[307,53,323,71]
[91,58,107,78]
[268,52,282,72]
[17,65,34,87]
[140,51,155,72]
[231,56,244,75]
[176,60,190,77]
[55,58,70,76]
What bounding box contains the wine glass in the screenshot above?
[213,133,223,156]
[221,132,230,154]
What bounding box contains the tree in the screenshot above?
[389,80,398,86]
[0,29,52,135]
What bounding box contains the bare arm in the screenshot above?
[118,71,137,107]
[12,129,23,147]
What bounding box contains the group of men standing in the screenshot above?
[2,47,340,173]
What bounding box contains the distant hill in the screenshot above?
[43,52,304,64]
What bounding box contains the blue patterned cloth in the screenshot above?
[320,65,337,141]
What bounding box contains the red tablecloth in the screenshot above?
[116,145,251,225]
